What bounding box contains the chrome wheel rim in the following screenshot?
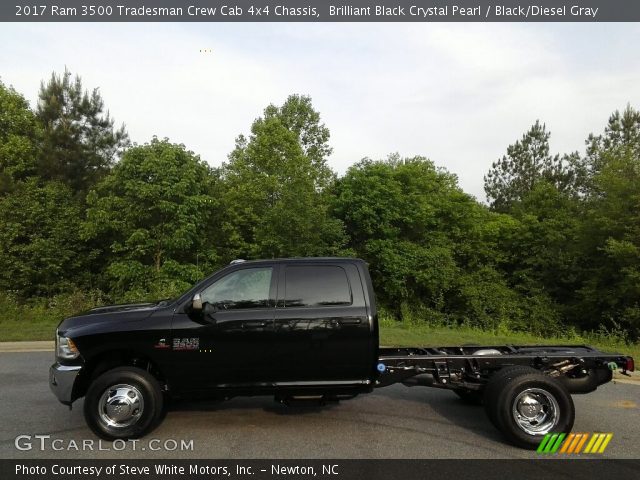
[511,387,559,435]
[98,384,144,428]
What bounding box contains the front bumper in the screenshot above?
[49,363,82,405]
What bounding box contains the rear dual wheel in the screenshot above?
[483,366,575,449]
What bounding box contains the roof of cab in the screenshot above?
[229,257,366,266]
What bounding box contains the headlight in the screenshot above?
[56,332,80,360]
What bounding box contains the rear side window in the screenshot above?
[284,266,352,307]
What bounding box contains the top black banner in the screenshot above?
[2,0,638,22]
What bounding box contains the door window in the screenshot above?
[201,267,273,310]
[284,266,352,307]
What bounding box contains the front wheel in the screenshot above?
[484,369,574,449]
[83,367,163,440]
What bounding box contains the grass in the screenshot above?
[0,317,59,341]
[0,291,101,342]
[379,322,640,360]
[0,314,69,342]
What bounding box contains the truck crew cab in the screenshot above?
[50,258,634,449]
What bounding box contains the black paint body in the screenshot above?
[57,258,378,401]
[55,257,633,405]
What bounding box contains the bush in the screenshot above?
[0,290,105,341]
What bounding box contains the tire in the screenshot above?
[453,389,483,405]
[560,368,612,394]
[83,366,163,440]
[484,368,574,449]
[483,366,539,428]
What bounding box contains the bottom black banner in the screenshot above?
[2,459,639,480]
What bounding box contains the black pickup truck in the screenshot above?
[50,257,634,449]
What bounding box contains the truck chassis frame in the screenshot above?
[377,344,633,393]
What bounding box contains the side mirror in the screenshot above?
[192,293,203,312]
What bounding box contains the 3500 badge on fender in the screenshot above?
[172,337,199,351]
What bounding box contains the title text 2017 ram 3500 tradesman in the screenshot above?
[50,258,634,449]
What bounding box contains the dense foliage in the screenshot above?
[0,83,40,193]
[36,69,129,195]
[83,138,216,300]
[218,95,345,260]
[1,71,640,342]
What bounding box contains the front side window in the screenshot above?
[284,266,352,307]
[201,267,272,310]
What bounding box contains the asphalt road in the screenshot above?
[0,352,638,459]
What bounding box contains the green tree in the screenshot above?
[219,95,345,260]
[484,121,583,212]
[333,157,463,305]
[0,179,84,297]
[83,138,217,298]
[263,94,333,186]
[576,147,640,339]
[586,105,640,176]
[333,155,562,334]
[497,181,582,330]
[0,81,39,193]
[37,69,129,194]
[334,157,489,323]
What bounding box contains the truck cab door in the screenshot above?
[169,265,277,392]
[271,263,372,384]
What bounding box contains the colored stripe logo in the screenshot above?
[537,433,613,454]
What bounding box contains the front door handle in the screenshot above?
[243,321,268,328]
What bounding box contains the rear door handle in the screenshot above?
[337,318,362,325]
